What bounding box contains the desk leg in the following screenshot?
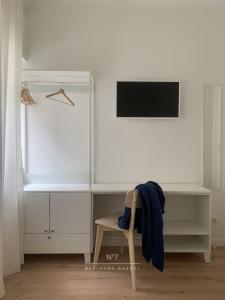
[84,253,91,264]
[204,251,211,263]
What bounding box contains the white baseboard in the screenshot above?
[212,239,225,246]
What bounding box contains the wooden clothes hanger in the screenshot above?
[45,88,75,106]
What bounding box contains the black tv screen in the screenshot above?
[117,81,180,118]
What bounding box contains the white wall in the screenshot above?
[23,1,225,243]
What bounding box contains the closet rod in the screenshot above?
[21,81,91,86]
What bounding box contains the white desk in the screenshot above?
[23,182,212,263]
[91,183,212,262]
[24,182,212,195]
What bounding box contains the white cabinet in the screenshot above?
[24,191,92,263]
[50,193,91,234]
[24,192,49,234]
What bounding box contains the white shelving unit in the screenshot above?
[23,182,212,262]
[163,192,211,261]
[92,183,212,263]
[22,70,212,264]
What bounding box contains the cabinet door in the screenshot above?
[50,192,91,234]
[24,192,49,234]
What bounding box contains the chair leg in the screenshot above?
[128,232,136,290]
[120,234,124,254]
[93,225,104,265]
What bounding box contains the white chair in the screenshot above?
[93,190,141,290]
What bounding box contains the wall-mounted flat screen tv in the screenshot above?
[117,81,180,118]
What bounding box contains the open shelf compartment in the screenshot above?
[164,235,209,253]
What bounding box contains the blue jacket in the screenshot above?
[118,181,165,272]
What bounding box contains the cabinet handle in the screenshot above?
[44,230,48,233]
[51,230,55,233]
[48,236,51,239]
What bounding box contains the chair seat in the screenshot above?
[95,213,126,231]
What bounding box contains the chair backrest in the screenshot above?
[125,190,141,208]
[125,190,141,232]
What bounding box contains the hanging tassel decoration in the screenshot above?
[21,87,35,105]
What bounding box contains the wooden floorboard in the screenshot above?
[3,247,225,300]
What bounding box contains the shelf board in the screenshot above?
[164,236,209,253]
[23,184,91,192]
[164,220,209,235]
[22,71,93,85]
[91,183,212,195]
[24,183,212,194]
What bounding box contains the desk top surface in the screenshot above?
[91,183,212,195]
[23,183,212,195]
[23,184,91,192]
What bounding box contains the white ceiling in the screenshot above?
[23,0,225,10]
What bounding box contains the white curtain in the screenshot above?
[0,0,23,297]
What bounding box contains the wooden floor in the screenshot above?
[3,247,225,300]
